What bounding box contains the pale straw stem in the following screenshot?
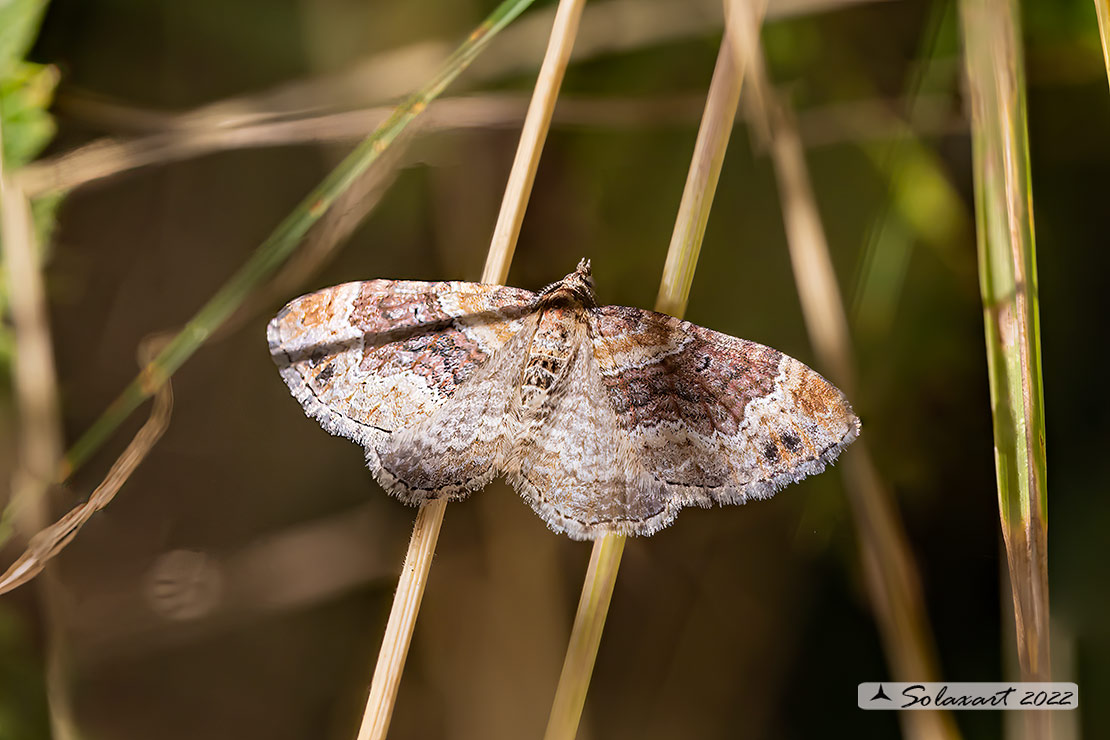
[749,44,960,740]
[657,26,745,317]
[545,19,749,740]
[356,498,447,740]
[542,533,625,740]
[0,121,78,739]
[484,0,587,284]
[356,2,586,738]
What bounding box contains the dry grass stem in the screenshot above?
[740,28,960,739]
[52,0,873,131]
[543,534,626,740]
[657,24,746,317]
[0,337,174,595]
[356,498,447,740]
[765,101,857,394]
[725,0,771,145]
[485,0,587,281]
[18,0,895,200]
[0,122,62,545]
[20,90,967,200]
[356,2,585,737]
[766,90,960,740]
[18,104,419,197]
[838,451,959,740]
[545,17,751,739]
[0,111,81,739]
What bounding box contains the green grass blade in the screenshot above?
[59,0,538,480]
[960,0,1050,693]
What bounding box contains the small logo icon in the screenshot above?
[870,684,892,702]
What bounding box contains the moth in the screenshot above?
[268,260,859,539]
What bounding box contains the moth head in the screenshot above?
[540,258,597,308]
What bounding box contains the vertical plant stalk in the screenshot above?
[743,26,961,740]
[355,2,586,739]
[545,26,747,740]
[765,100,857,392]
[960,0,1050,689]
[543,534,625,740]
[0,133,62,548]
[1095,0,1110,92]
[0,117,78,740]
[356,498,446,740]
[484,0,587,281]
[656,28,745,317]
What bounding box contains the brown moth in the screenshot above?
[267,260,859,540]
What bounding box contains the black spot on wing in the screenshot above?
[763,442,779,463]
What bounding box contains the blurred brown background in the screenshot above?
[1,0,1108,738]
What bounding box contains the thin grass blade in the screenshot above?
[959,0,1051,694]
